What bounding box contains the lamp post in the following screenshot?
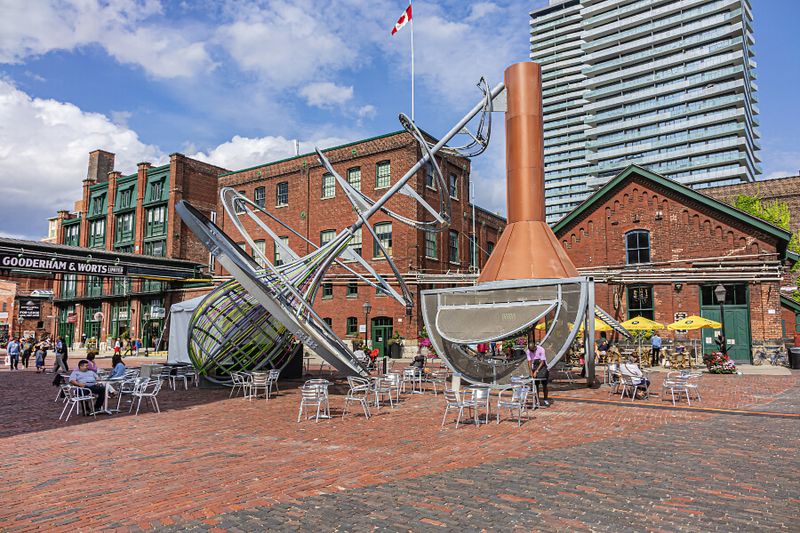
[143,312,150,357]
[362,301,372,350]
[714,283,727,355]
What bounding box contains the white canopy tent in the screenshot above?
[167,295,205,364]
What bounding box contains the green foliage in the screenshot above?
[734,194,791,230]
[789,229,800,254]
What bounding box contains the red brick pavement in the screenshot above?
[0,363,797,530]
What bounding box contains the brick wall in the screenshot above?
[704,175,800,234]
[556,173,788,347]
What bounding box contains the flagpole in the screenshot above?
[410,0,414,122]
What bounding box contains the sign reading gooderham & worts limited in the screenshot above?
[0,254,126,276]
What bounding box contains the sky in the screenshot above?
[0,0,797,240]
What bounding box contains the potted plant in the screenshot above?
[702,351,737,374]
[387,332,404,359]
[418,327,437,359]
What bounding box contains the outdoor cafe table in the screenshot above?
[466,384,492,425]
[95,377,125,415]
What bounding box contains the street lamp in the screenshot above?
[362,301,372,350]
[143,312,150,357]
[714,283,727,355]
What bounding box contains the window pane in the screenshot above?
[346,282,358,297]
[254,240,266,267]
[322,283,333,298]
[376,161,391,188]
[625,230,650,265]
[320,229,335,246]
[449,230,459,264]
[425,161,436,189]
[254,187,265,208]
[274,236,289,266]
[347,167,361,191]
[627,285,654,320]
[449,174,458,199]
[276,182,289,206]
[346,317,358,335]
[425,231,437,258]
[348,228,362,256]
[374,222,392,257]
[322,173,335,198]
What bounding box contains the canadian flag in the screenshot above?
[391,5,412,35]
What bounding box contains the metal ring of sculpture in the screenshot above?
[188,279,296,385]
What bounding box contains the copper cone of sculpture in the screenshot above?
[477,62,578,282]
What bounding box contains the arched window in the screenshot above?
[625,230,650,265]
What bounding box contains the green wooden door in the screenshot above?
[700,284,751,364]
[371,317,393,358]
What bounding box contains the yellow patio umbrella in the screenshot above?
[666,315,722,330]
[536,318,613,332]
[619,316,664,331]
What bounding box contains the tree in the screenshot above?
[734,194,800,302]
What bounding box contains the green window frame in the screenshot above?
[84,275,103,297]
[346,317,358,336]
[347,228,362,257]
[376,161,391,189]
[115,212,134,243]
[625,230,651,265]
[88,218,106,249]
[425,231,437,259]
[346,282,358,298]
[144,205,167,238]
[61,274,77,298]
[118,187,133,209]
[374,222,392,258]
[112,277,130,295]
[276,182,289,206]
[425,161,436,189]
[322,282,333,299]
[449,173,458,199]
[144,239,166,257]
[254,187,266,208]
[320,229,335,246]
[90,193,106,216]
[322,173,335,199]
[63,224,80,246]
[148,178,165,202]
[347,167,361,191]
[449,230,459,264]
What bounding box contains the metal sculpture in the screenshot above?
[176,77,502,378]
[421,62,626,387]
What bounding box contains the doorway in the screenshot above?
[371,317,393,358]
[700,284,751,364]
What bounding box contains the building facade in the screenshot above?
[52,150,226,348]
[704,174,800,234]
[554,165,794,363]
[215,131,506,355]
[531,0,760,223]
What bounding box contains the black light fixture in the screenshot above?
[674,282,683,292]
[362,301,372,349]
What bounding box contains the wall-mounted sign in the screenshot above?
[673,312,687,335]
[150,307,166,319]
[67,313,77,324]
[0,253,126,276]
[18,300,40,319]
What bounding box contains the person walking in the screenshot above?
[113,338,121,356]
[34,343,46,373]
[651,333,662,366]
[21,336,34,368]
[53,336,69,374]
[7,337,21,370]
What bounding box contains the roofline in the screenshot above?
[552,165,793,254]
[218,130,414,178]
[701,174,800,193]
[781,295,800,314]
[787,250,799,264]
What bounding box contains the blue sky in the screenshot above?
[0,0,797,240]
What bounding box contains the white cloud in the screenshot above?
[0,0,214,79]
[467,2,502,21]
[189,134,352,171]
[0,80,163,237]
[356,104,377,119]
[299,82,354,108]
[216,2,357,88]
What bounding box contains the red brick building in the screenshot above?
[704,174,800,234]
[216,131,506,354]
[0,275,56,344]
[50,150,226,348]
[553,165,797,363]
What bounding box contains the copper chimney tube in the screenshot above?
[477,62,578,282]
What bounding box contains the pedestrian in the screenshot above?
[53,336,69,374]
[527,341,550,407]
[114,338,121,356]
[7,337,21,370]
[85,352,98,372]
[133,338,140,356]
[21,336,34,368]
[651,333,662,366]
[34,344,46,373]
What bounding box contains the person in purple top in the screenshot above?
[526,341,550,407]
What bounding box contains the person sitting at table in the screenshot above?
[85,352,98,372]
[621,357,650,395]
[502,345,514,361]
[410,353,426,370]
[110,353,126,379]
[69,359,106,412]
[526,341,550,407]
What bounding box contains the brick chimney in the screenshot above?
[87,150,115,183]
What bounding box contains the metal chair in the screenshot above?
[619,372,649,401]
[511,376,539,410]
[171,366,192,390]
[441,389,477,428]
[385,373,402,402]
[55,382,71,403]
[662,371,691,406]
[342,376,372,419]
[229,371,250,398]
[249,372,269,401]
[468,387,491,425]
[59,386,96,421]
[130,378,163,415]
[156,366,174,390]
[373,376,396,408]
[496,385,529,427]
[267,369,281,398]
[116,377,147,411]
[297,382,330,422]
[401,367,423,394]
[427,370,448,395]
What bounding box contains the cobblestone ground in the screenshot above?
[0,362,797,532]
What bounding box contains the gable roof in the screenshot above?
[552,164,793,257]
[782,295,800,314]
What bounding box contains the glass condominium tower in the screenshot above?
[531,0,760,224]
